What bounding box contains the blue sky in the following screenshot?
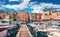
[0,0,60,13]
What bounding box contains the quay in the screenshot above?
[16,25,32,37]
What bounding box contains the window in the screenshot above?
[52,11,56,13]
[57,13,60,16]
[49,12,51,15]
[45,14,48,16]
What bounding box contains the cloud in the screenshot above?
[3,0,30,10]
[2,0,60,13]
[29,3,60,13]
[40,3,60,8]
[30,5,44,13]
[9,0,19,2]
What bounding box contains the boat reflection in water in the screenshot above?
[0,24,20,37]
[0,28,8,37]
[37,31,48,37]
[0,19,20,37]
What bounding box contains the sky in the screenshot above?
[0,0,60,13]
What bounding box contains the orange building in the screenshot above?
[17,11,28,22]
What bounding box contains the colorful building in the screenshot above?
[29,13,41,22]
[17,11,28,22]
[0,10,6,19]
[51,11,60,21]
[35,13,41,21]
[29,13,36,22]
[5,12,13,19]
[41,11,51,21]
[41,10,60,21]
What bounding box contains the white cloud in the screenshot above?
[2,0,60,13]
[3,0,30,10]
[40,3,60,8]
[29,3,60,13]
[30,5,44,13]
[9,0,19,2]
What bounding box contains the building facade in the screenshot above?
[35,13,41,22]
[51,11,60,21]
[29,13,41,22]
[41,10,60,21]
[0,10,7,19]
[17,11,28,22]
[29,13,36,22]
[41,11,51,21]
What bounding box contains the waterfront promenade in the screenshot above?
[16,25,32,37]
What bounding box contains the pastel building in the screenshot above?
[0,10,6,19]
[41,11,51,21]
[51,11,60,21]
[29,13,36,22]
[29,13,41,22]
[5,12,13,19]
[17,11,28,22]
[41,10,60,21]
[35,13,41,21]
[0,10,13,19]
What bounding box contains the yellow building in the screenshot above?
[51,11,60,21]
[41,10,60,21]
[5,15,10,19]
[41,11,51,21]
